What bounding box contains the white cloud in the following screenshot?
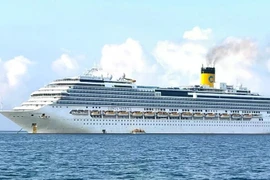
[100,38,145,76]
[183,26,212,40]
[205,37,259,92]
[153,40,207,86]
[51,54,79,76]
[97,35,270,96]
[99,38,157,85]
[98,36,264,93]
[151,36,267,94]
[215,56,255,86]
[3,56,32,87]
[0,56,32,103]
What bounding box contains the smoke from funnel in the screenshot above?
[206,37,256,66]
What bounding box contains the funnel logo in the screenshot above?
[208,75,214,83]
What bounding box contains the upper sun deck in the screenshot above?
[48,67,260,97]
[52,67,136,85]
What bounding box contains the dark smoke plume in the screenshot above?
[206,37,256,66]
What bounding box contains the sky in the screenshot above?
[1,0,270,130]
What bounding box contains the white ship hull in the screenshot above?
[1,106,270,134]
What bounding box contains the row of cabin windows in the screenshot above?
[43,84,270,102]
[52,106,101,109]
[144,108,166,111]
[241,111,260,113]
[39,106,265,114]
[51,105,261,115]
[72,86,152,93]
[70,86,270,100]
[25,102,270,112]
[74,119,268,123]
[46,84,240,100]
[81,122,270,127]
[57,101,270,110]
[55,84,262,102]
[70,93,270,104]
[60,97,270,107]
[35,87,270,104]
[67,92,270,104]
[69,90,154,96]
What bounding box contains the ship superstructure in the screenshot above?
[1,66,270,134]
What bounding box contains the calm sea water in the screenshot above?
[0,134,270,180]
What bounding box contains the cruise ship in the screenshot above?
[1,66,270,134]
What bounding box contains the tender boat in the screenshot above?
[131,129,145,134]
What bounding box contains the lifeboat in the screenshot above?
[231,114,242,119]
[220,113,230,119]
[104,110,116,116]
[169,112,180,118]
[205,113,216,118]
[144,111,155,117]
[90,110,101,116]
[243,114,252,120]
[157,112,168,118]
[70,110,89,116]
[118,111,129,116]
[181,112,192,118]
[131,129,145,134]
[193,113,204,118]
[131,111,143,117]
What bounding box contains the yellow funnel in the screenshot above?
[201,66,215,87]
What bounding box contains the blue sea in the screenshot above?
[0,134,270,180]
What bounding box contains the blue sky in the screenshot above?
[1,0,270,130]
